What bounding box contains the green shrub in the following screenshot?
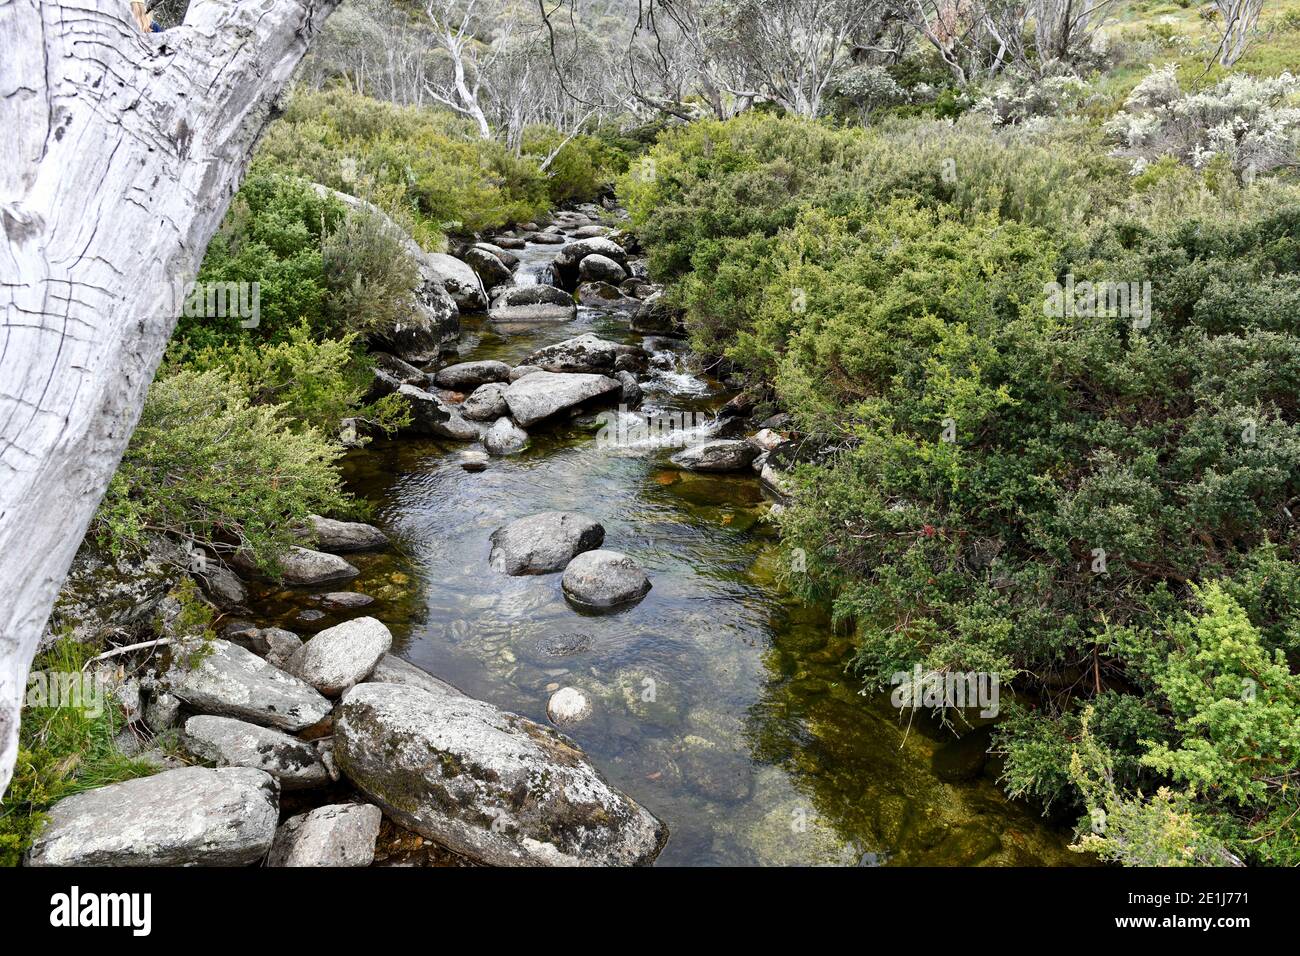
[93,366,354,570]
[321,204,422,337]
[0,636,157,866]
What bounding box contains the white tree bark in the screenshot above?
[0,0,340,798]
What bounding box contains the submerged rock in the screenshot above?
[334,682,668,866]
[267,804,383,868]
[561,549,651,609]
[503,371,621,427]
[25,767,279,867]
[670,439,759,473]
[489,511,605,575]
[182,715,329,790]
[168,639,331,732]
[547,687,593,727]
[288,616,393,697]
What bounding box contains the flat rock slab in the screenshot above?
[306,514,389,552]
[183,715,329,790]
[25,766,279,867]
[670,439,760,472]
[288,616,392,697]
[561,550,652,610]
[267,804,383,867]
[503,371,620,427]
[169,639,331,732]
[334,683,667,866]
[490,511,605,575]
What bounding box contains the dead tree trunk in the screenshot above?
[0,0,340,798]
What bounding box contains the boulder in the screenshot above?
[747,428,787,453]
[616,370,642,405]
[367,352,427,400]
[25,767,279,867]
[367,653,465,698]
[578,253,627,284]
[509,363,543,381]
[43,540,186,650]
[570,224,611,239]
[522,333,642,374]
[484,417,529,455]
[552,237,628,288]
[427,252,487,311]
[225,625,303,670]
[670,439,759,473]
[576,281,641,312]
[474,242,519,269]
[168,639,331,732]
[488,285,576,323]
[561,550,652,609]
[287,616,393,697]
[490,235,527,250]
[489,512,605,575]
[182,715,330,790]
[305,514,390,553]
[527,231,566,245]
[397,384,480,441]
[196,562,247,610]
[267,804,383,868]
[334,683,667,866]
[463,246,513,290]
[460,382,509,421]
[503,371,621,427]
[234,546,359,586]
[433,360,512,389]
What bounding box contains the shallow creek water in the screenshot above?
[252,240,1083,866]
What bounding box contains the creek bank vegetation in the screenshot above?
[5,0,1300,868]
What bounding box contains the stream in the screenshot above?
[252,236,1082,866]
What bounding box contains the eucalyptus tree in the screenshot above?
[0,0,341,798]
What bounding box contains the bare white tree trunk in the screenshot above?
[0,0,339,798]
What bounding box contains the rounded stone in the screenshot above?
[561,549,651,609]
[547,687,593,726]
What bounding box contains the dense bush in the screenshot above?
[626,107,1300,865]
[93,366,355,571]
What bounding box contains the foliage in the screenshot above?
[626,102,1300,864]
[92,367,354,570]
[0,636,157,866]
[1107,65,1300,179]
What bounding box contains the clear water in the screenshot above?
[252,241,1084,866]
